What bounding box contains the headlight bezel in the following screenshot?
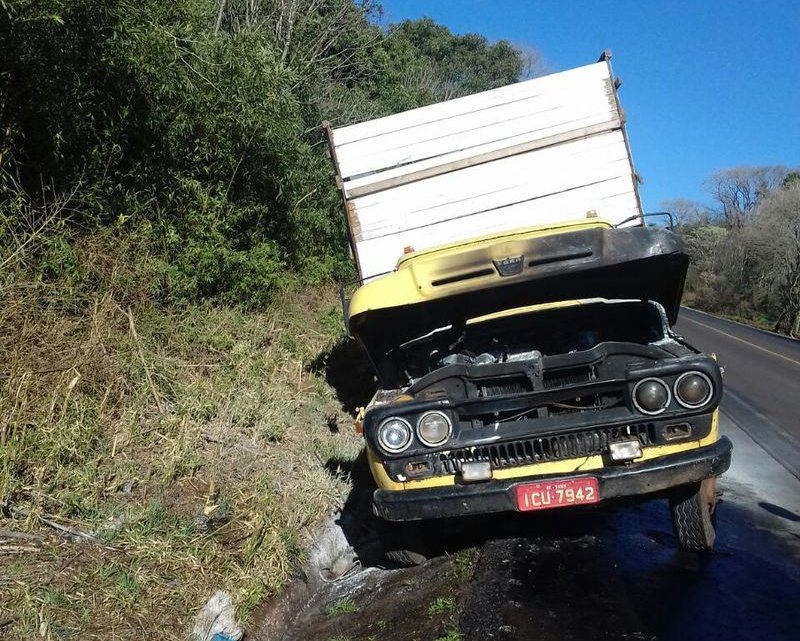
[376,416,413,453]
[632,376,672,415]
[673,371,714,409]
[416,410,452,447]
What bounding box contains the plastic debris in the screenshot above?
[192,591,243,641]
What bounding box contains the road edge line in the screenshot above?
[681,305,800,345]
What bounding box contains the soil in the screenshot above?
[252,556,469,641]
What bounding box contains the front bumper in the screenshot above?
[374,436,732,521]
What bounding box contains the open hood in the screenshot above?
[348,223,688,363]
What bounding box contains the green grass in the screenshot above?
[0,266,363,639]
[39,587,69,608]
[114,570,140,607]
[428,596,457,616]
[435,629,463,641]
[326,597,359,617]
[429,589,465,641]
[449,547,478,582]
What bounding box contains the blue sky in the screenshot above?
[379,0,800,211]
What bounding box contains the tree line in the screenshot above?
[665,167,800,336]
[0,0,535,306]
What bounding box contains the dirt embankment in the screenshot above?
[250,520,477,641]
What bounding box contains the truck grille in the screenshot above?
[438,422,658,474]
[477,376,532,397]
[542,366,595,389]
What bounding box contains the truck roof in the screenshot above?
[326,52,644,283]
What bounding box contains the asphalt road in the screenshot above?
[674,307,800,478]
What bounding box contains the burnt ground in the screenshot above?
[278,555,472,641]
[457,415,800,640]
[249,413,800,641]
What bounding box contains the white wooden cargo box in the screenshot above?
[325,54,643,282]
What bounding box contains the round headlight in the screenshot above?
[633,378,671,415]
[674,371,713,408]
[417,411,452,447]
[377,417,412,453]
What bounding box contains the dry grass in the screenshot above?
[0,230,364,639]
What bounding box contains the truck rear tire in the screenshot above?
[669,478,717,552]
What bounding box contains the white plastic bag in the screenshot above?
[192,591,243,641]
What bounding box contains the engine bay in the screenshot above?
[378,299,686,388]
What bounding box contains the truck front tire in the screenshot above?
[376,519,430,566]
[669,478,717,551]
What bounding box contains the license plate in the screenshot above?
[515,477,600,512]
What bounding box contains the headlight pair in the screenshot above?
[376,411,452,453]
[632,371,713,415]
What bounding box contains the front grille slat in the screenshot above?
[439,422,660,473]
[542,366,596,389]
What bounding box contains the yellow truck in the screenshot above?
[325,53,731,564]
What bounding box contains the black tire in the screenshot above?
[384,547,428,566]
[376,520,430,567]
[669,478,717,552]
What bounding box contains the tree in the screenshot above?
[672,166,798,329]
[384,18,531,102]
[783,171,800,189]
[703,165,787,229]
[752,184,800,335]
[661,197,710,226]
[1,1,532,307]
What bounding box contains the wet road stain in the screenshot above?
[461,500,800,641]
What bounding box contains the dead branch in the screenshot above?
[0,529,48,543]
[0,616,20,629]
[9,506,112,547]
[215,0,227,35]
[0,181,81,271]
[124,306,166,415]
[37,514,103,544]
[0,544,40,554]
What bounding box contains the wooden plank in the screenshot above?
[351,130,633,242]
[349,131,640,278]
[354,162,634,245]
[333,62,612,146]
[344,119,621,199]
[602,55,644,224]
[334,71,617,178]
[356,181,638,260]
[335,90,615,177]
[341,114,614,194]
[323,121,364,279]
[356,187,640,280]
